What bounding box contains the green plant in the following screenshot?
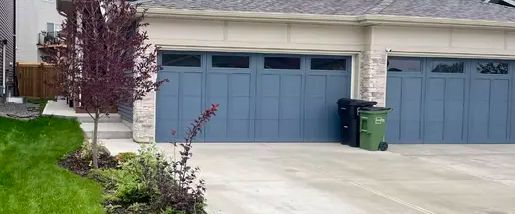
[116,152,137,164]
[89,169,122,193]
[90,105,217,213]
[113,146,160,205]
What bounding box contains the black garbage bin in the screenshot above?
[337,98,377,147]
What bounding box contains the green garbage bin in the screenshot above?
[359,107,392,151]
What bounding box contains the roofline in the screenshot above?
[142,8,360,25]
[143,7,515,29]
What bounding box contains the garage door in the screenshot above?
[156,52,351,142]
[386,57,515,144]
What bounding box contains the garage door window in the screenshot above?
[264,57,301,70]
[477,62,509,74]
[431,60,464,73]
[311,58,347,71]
[162,54,201,67]
[212,55,250,68]
[387,58,422,72]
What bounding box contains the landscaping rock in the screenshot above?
[0,101,41,119]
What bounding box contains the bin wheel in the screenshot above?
[378,142,388,151]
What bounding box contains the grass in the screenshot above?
[0,116,104,214]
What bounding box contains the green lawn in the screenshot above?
[0,116,104,214]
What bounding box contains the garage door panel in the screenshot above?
[227,120,252,139]
[258,97,280,119]
[488,79,510,142]
[305,75,326,120]
[425,78,445,142]
[400,77,423,142]
[424,77,467,143]
[282,75,303,96]
[306,75,325,96]
[182,73,203,96]
[205,69,253,141]
[386,77,402,142]
[157,71,203,142]
[229,97,251,119]
[156,120,179,142]
[327,75,349,102]
[207,74,228,96]
[280,96,302,119]
[279,119,302,140]
[256,120,279,140]
[469,79,491,142]
[205,120,228,139]
[158,72,180,96]
[443,78,466,142]
[230,74,251,96]
[261,75,280,96]
[304,75,328,141]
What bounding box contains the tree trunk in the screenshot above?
[92,109,100,169]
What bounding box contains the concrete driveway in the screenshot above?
[160,143,515,214]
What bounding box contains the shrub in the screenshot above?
[89,104,218,214]
[116,152,137,164]
[116,146,161,205]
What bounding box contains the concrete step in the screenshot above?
[81,122,132,139]
[101,139,141,156]
[77,114,122,123]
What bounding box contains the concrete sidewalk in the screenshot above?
[153,143,515,214]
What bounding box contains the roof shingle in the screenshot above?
[138,0,515,23]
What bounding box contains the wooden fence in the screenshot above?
[16,63,59,98]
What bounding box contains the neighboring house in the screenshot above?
[16,0,65,63]
[58,0,515,144]
[0,0,15,97]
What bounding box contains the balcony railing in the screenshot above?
[37,31,62,47]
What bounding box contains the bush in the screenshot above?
[87,104,219,214]
[91,145,205,214]
[116,152,137,164]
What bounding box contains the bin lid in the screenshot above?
[337,98,377,107]
[359,107,392,112]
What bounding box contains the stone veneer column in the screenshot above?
[133,43,158,143]
[133,88,156,143]
[359,50,388,107]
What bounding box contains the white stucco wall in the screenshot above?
[144,17,365,54]
[372,25,515,58]
[16,0,64,63]
[133,14,515,142]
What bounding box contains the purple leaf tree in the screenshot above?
[46,0,165,168]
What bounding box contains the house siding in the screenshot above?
[118,102,134,123]
[0,0,15,95]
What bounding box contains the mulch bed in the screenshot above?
[59,151,119,176]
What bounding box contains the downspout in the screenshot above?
[13,0,18,96]
[2,39,7,96]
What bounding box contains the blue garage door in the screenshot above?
[156,52,351,142]
[386,57,515,144]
